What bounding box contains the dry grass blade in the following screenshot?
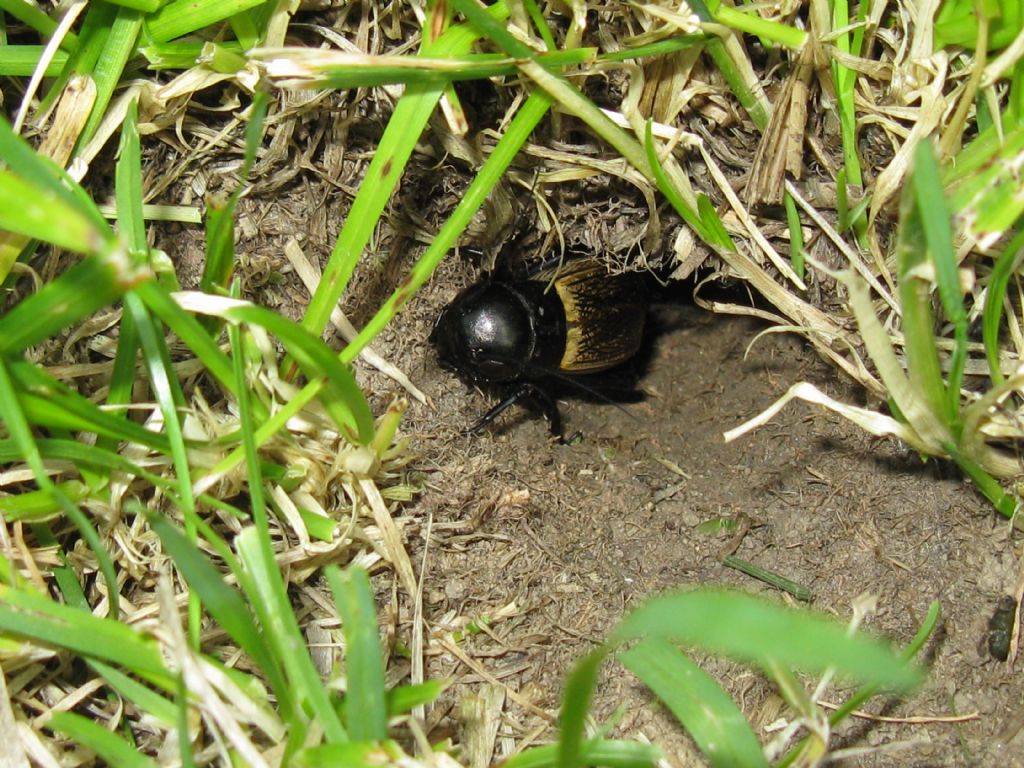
[746,39,822,207]
[460,684,507,768]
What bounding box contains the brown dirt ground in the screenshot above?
[386,264,1024,768]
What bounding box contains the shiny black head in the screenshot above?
[431,281,535,384]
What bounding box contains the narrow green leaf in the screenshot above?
[911,141,967,423]
[0,116,107,227]
[40,0,118,116]
[895,200,950,432]
[713,4,805,48]
[610,590,924,691]
[0,584,168,682]
[386,680,446,716]
[0,480,88,522]
[339,90,552,362]
[235,527,348,742]
[5,361,170,451]
[504,740,660,768]
[620,638,767,768]
[201,92,268,300]
[124,290,203,646]
[138,40,246,70]
[644,121,732,249]
[180,293,374,443]
[981,227,1024,383]
[134,282,241,403]
[301,2,511,336]
[943,441,1018,517]
[558,648,606,768]
[78,6,143,149]
[100,296,141,468]
[0,170,103,252]
[46,712,158,768]
[145,0,267,44]
[779,601,942,767]
[89,660,178,726]
[144,509,288,699]
[0,251,148,355]
[783,190,805,281]
[0,360,121,617]
[327,566,387,740]
[0,47,69,76]
[115,97,147,255]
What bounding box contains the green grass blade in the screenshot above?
[202,92,268,294]
[124,289,201,645]
[952,124,1024,235]
[831,0,864,195]
[0,116,106,225]
[0,249,148,355]
[911,141,967,428]
[895,206,950,432]
[779,601,943,767]
[386,680,446,716]
[645,121,734,250]
[145,0,268,44]
[134,282,241,403]
[0,169,104,252]
[46,712,158,768]
[301,2,511,335]
[177,293,374,443]
[115,97,147,255]
[620,638,767,768]
[89,660,178,726]
[0,47,69,76]
[77,6,143,149]
[504,740,660,768]
[943,441,1018,517]
[610,589,924,691]
[0,360,121,616]
[327,566,387,740]
[783,190,805,281]
[0,480,87,522]
[144,508,289,703]
[981,227,1024,383]
[100,296,141,464]
[226,281,272,540]
[139,39,246,69]
[558,648,606,768]
[6,360,171,451]
[522,0,556,50]
[0,439,194,505]
[683,0,769,129]
[125,301,190,461]
[235,526,348,742]
[40,0,118,115]
[712,3,805,49]
[0,583,168,681]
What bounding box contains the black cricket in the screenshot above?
[987,594,1018,661]
[430,259,648,441]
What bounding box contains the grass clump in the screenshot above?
[0,0,1016,763]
